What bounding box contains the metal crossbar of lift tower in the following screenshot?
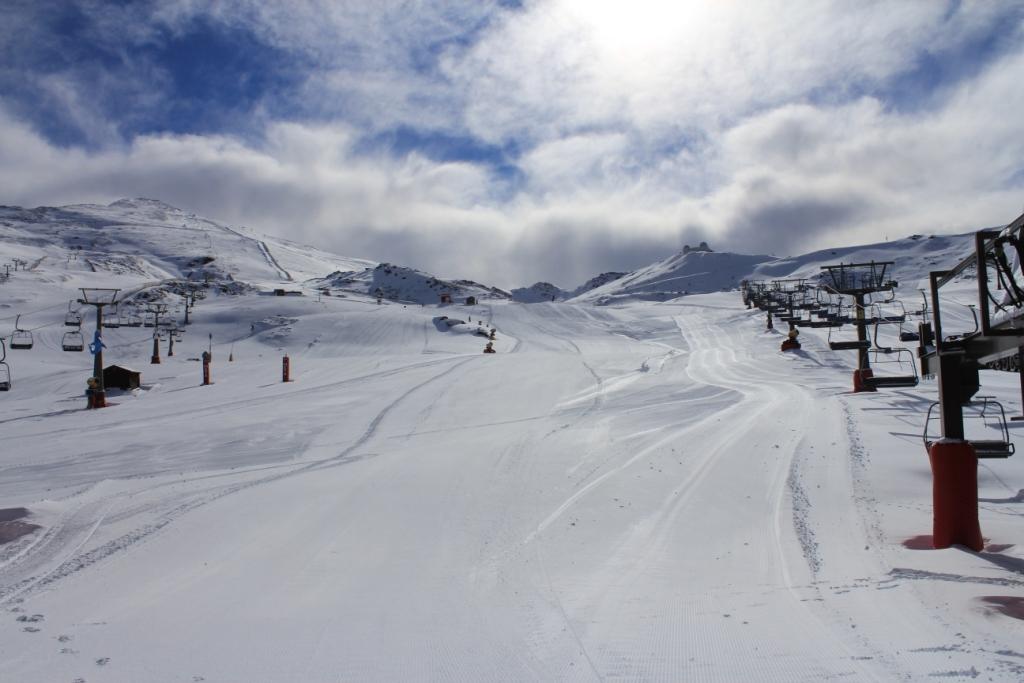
[819,261,897,295]
[929,211,1024,366]
[934,211,1024,290]
[78,288,120,305]
[770,278,809,292]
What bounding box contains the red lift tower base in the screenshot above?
[927,439,983,551]
[852,368,875,392]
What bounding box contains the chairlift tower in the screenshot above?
[820,261,897,391]
[147,303,169,364]
[180,283,205,325]
[78,288,120,408]
[917,211,1024,550]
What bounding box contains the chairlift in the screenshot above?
[103,310,121,328]
[143,313,156,327]
[898,307,920,342]
[872,299,907,323]
[64,301,82,327]
[923,396,1015,459]
[127,311,143,327]
[62,330,85,352]
[862,321,919,388]
[910,289,929,319]
[0,337,11,390]
[10,315,33,350]
[827,310,871,351]
[865,348,919,388]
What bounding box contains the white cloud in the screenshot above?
[1,1,1023,287]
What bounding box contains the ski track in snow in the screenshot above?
[0,355,479,606]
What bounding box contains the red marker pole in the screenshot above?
[202,351,211,386]
[282,354,291,382]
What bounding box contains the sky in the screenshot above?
[1,0,1024,288]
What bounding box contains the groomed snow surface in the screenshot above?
[2,288,1024,681]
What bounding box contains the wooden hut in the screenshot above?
[103,365,141,391]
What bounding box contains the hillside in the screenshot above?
[571,234,976,304]
[0,198,375,290]
[315,263,511,305]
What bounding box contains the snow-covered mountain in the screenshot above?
[568,271,627,298]
[571,234,976,304]
[0,198,519,309]
[510,282,566,303]
[0,198,375,288]
[315,263,511,305]
[571,248,775,303]
[749,233,975,291]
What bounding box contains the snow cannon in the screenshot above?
[780,328,801,352]
[489,329,496,340]
[483,342,496,354]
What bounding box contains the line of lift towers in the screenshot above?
[742,210,1024,552]
[0,283,205,402]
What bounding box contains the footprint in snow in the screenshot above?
[95,657,110,666]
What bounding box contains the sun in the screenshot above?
[560,0,722,58]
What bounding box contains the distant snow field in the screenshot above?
[0,200,1022,682]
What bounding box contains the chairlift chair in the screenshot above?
[127,312,143,327]
[62,330,85,352]
[10,315,33,350]
[863,321,919,387]
[827,313,871,351]
[873,299,907,323]
[0,338,10,390]
[898,311,920,342]
[103,311,121,328]
[64,301,82,327]
[923,396,1015,459]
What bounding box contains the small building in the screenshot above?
[465,296,477,306]
[273,289,303,296]
[439,293,452,304]
[103,365,141,391]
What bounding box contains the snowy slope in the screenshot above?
[569,271,627,298]
[572,233,976,305]
[0,198,375,292]
[510,281,567,303]
[1,208,1023,682]
[314,262,511,305]
[751,232,976,292]
[572,248,775,303]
